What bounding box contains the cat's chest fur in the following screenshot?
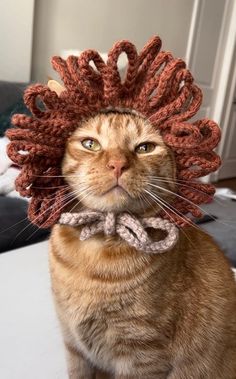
[49,225,174,372]
[49,225,236,377]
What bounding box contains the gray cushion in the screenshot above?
[200,199,236,267]
[0,81,29,136]
[0,81,27,113]
[0,196,49,253]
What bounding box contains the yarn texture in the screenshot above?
[59,211,179,254]
[6,36,221,228]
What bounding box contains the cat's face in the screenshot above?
[62,112,176,215]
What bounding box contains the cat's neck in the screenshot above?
[66,202,161,219]
[52,223,184,284]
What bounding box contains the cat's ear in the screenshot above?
[47,80,65,96]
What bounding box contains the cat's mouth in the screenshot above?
[102,184,130,197]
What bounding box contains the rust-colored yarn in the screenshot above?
[6,36,221,228]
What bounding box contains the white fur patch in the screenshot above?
[114,357,133,376]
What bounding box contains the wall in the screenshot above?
[32,0,194,82]
[0,0,34,82]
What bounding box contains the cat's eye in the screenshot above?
[135,142,156,154]
[81,138,101,151]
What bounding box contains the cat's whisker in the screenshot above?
[10,195,74,246]
[138,193,149,214]
[140,191,163,218]
[147,189,236,243]
[148,176,225,207]
[141,191,169,219]
[141,190,193,245]
[147,182,236,229]
[11,191,78,241]
[43,176,87,181]
[12,187,91,241]
[144,188,199,231]
[0,191,73,236]
[147,181,215,219]
[143,189,196,247]
[148,174,201,185]
[0,213,33,235]
[31,184,70,190]
[25,189,94,241]
[0,184,95,237]
[24,199,77,243]
[66,191,94,215]
[33,174,66,178]
[149,174,225,201]
[42,187,96,229]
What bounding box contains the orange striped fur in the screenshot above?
[49,113,236,378]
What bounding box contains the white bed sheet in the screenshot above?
[0,241,235,379]
[0,241,67,379]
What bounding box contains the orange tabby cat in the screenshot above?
[49,112,236,379]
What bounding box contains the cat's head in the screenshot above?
[62,111,176,216]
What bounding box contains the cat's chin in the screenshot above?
[75,185,162,215]
[78,189,144,214]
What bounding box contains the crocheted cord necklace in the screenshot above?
[59,210,179,254]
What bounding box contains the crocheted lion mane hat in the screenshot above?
[6,36,221,228]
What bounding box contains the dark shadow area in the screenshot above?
[0,196,50,253]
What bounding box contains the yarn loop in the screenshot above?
[6,36,221,228]
[59,211,179,254]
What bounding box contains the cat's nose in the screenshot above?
[106,159,129,178]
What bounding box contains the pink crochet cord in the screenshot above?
[59,211,179,254]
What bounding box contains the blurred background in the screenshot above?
[0,0,236,258]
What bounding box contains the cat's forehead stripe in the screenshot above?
[95,116,102,134]
[91,115,139,146]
